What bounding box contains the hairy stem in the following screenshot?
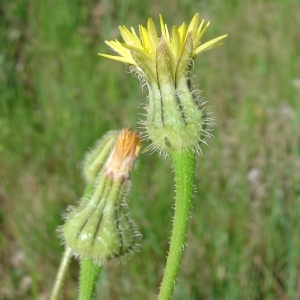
[78,259,103,300]
[158,149,195,300]
[50,184,94,300]
[77,183,104,300]
[49,247,72,300]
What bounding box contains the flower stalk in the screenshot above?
[78,258,103,300]
[158,149,195,299]
[49,247,72,300]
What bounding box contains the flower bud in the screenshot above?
[62,129,141,263]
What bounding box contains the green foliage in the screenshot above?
[0,0,300,299]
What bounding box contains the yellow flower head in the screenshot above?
[99,14,227,154]
[99,13,227,84]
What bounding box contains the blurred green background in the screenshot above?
[0,0,300,299]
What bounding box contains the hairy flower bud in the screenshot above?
[62,129,141,263]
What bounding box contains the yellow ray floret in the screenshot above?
[99,13,227,75]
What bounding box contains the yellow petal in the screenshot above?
[171,26,182,60]
[193,19,205,48]
[130,27,141,45]
[194,21,210,46]
[121,43,154,62]
[119,26,141,48]
[105,40,131,58]
[187,13,200,40]
[193,34,228,56]
[159,14,167,37]
[98,53,136,65]
[147,18,159,50]
[178,23,187,45]
[139,25,152,54]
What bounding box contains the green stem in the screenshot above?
[76,184,104,300]
[158,149,196,300]
[50,184,96,300]
[78,259,103,300]
[49,247,72,300]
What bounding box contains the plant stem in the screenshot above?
[76,184,104,300]
[78,259,103,300]
[50,247,72,300]
[50,184,95,300]
[158,149,195,300]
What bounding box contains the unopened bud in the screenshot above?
[62,129,141,263]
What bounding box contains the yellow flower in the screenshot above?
[99,14,227,154]
[99,13,227,84]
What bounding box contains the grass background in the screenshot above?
[0,0,300,299]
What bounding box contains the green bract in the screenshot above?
[63,176,138,262]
